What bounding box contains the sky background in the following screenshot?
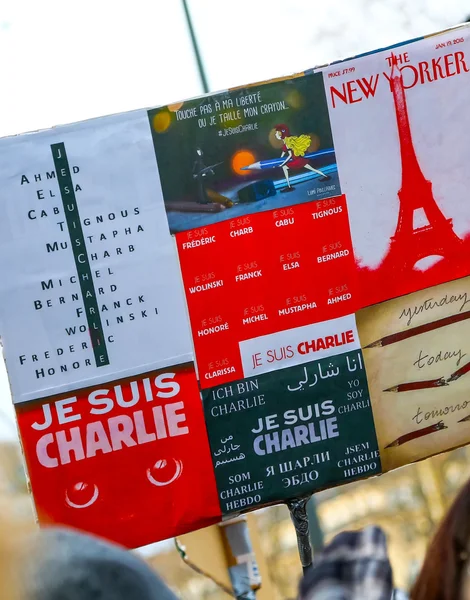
[0,0,469,442]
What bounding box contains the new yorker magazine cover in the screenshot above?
[323,28,470,308]
[149,73,340,233]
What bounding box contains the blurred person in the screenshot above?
[298,525,407,600]
[0,443,178,600]
[22,527,179,600]
[410,476,470,600]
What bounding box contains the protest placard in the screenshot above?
[1,22,470,551]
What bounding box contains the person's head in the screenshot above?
[411,476,470,600]
[22,527,178,600]
[274,124,290,140]
[196,147,203,156]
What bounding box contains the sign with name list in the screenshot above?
[0,110,193,404]
[176,196,357,388]
[2,21,470,553]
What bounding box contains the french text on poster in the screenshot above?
[149,73,340,233]
[15,362,220,548]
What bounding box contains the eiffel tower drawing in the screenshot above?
[382,54,463,275]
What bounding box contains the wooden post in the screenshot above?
[179,514,277,599]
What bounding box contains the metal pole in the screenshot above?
[219,516,261,600]
[286,497,313,574]
[181,0,210,93]
[306,496,324,553]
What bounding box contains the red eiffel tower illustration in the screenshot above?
[382,54,463,276]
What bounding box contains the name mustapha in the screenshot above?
[32,373,189,468]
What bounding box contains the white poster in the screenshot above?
[0,110,193,403]
[239,314,360,377]
[321,27,470,307]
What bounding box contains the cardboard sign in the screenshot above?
[2,22,470,550]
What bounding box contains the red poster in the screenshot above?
[16,363,221,548]
[323,37,470,308]
[176,195,357,388]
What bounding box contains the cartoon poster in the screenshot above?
[15,363,221,548]
[0,110,192,404]
[176,197,357,388]
[322,29,470,308]
[357,276,470,472]
[148,73,340,234]
[202,349,380,515]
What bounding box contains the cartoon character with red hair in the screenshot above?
[274,124,330,192]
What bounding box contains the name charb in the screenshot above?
[46,240,136,259]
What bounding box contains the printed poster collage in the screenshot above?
[1,24,470,548]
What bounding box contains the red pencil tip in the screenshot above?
[364,339,382,349]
